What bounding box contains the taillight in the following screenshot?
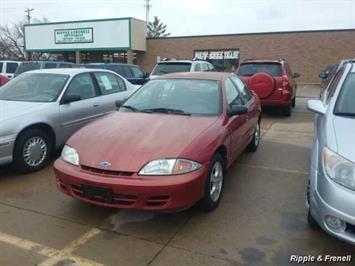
[282,75,289,88]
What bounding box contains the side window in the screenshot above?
[209,63,215,71]
[230,76,252,102]
[202,63,209,72]
[94,72,126,95]
[194,63,201,72]
[59,63,73,68]
[325,67,345,104]
[65,73,96,100]
[6,63,19,74]
[44,63,57,69]
[131,66,144,78]
[0,62,3,72]
[225,78,244,105]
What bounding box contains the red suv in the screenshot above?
[237,59,300,116]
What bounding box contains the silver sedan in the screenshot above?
[0,68,138,173]
[307,60,355,244]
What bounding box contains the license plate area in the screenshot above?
[82,184,113,203]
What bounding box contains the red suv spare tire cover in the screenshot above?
[247,72,275,99]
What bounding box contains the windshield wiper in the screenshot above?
[121,105,141,112]
[142,108,191,116]
[334,112,355,117]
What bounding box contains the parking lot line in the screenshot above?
[37,228,102,266]
[236,163,309,175]
[0,231,103,265]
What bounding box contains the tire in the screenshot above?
[292,97,296,108]
[283,102,292,117]
[307,209,319,229]
[12,129,52,173]
[247,120,261,152]
[198,154,225,211]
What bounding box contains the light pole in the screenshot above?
[144,0,151,24]
[25,8,34,24]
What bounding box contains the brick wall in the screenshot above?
[138,29,355,83]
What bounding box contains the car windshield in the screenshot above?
[0,73,69,102]
[238,63,282,76]
[334,73,355,117]
[122,79,221,116]
[151,63,192,76]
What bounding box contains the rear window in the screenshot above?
[238,63,282,76]
[151,63,192,76]
[15,62,41,76]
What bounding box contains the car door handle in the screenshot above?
[93,103,100,107]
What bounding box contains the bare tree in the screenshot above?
[0,18,51,60]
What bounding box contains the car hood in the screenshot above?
[0,100,48,123]
[68,112,218,172]
[332,116,355,163]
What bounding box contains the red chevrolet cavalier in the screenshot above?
[54,72,261,211]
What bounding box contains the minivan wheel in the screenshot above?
[283,102,292,117]
[198,154,224,211]
[247,121,260,152]
[13,129,52,173]
[307,209,319,229]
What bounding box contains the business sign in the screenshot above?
[55,28,93,44]
[194,49,239,60]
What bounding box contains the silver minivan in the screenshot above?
[307,60,355,244]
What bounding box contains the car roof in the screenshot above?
[155,72,232,81]
[86,63,137,67]
[241,59,282,64]
[19,61,74,64]
[0,60,20,63]
[24,68,115,75]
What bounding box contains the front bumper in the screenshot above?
[0,135,16,165]
[309,166,355,244]
[54,159,208,211]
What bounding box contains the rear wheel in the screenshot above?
[283,102,292,117]
[198,154,225,211]
[12,129,52,173]
[247,121,260,152]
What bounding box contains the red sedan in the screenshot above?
[0,75,10,86]
[54,72,261,211]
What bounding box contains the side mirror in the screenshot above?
[228,105,248,116]
[293,72,300,78]
[319,71,328,80]
[307,100,326,115]
[62,94,81,104]
[115,99,126,109]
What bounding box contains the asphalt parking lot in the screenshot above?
[0,85,354,266]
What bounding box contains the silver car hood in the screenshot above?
[332,116,355,163]
[0,100,48,123]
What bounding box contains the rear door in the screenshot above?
[58,73,106,144]
[92,71,131,113]
[225,78,249,161]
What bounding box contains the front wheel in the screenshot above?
[12,129,52,173]
[198,154,225,211]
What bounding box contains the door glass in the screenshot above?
[65,73,96,100]
[194,63,201,71]
[325,67,345,104]
[94,72,125,95]
[131,67,144,78]
[0,62,3,72]
[230,76,252,102]
[6,63,19,74]
[225,78,244,105]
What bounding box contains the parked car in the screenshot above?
[237,59,300,116]
[0,75,10,86]
[149,59,215,79]
[307,60,355,244]
[54,72,261,211]
[319,58,355,89]
[84,63,148,85]
[14,61,75,77]
[0,60,20,79]
[0,68,138,173]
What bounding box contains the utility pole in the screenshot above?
[144,0,151,24]
[25,8,34,24]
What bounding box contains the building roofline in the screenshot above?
[147,28,355,40]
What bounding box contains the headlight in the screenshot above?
[323,147,355,190]
[61,145,80,166]
[139,158,201,175]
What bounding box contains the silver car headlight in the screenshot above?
[139,159,201,175]
[61,145,80,166]
[323,147,355,190]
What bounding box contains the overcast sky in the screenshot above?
[0,0,354,36]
